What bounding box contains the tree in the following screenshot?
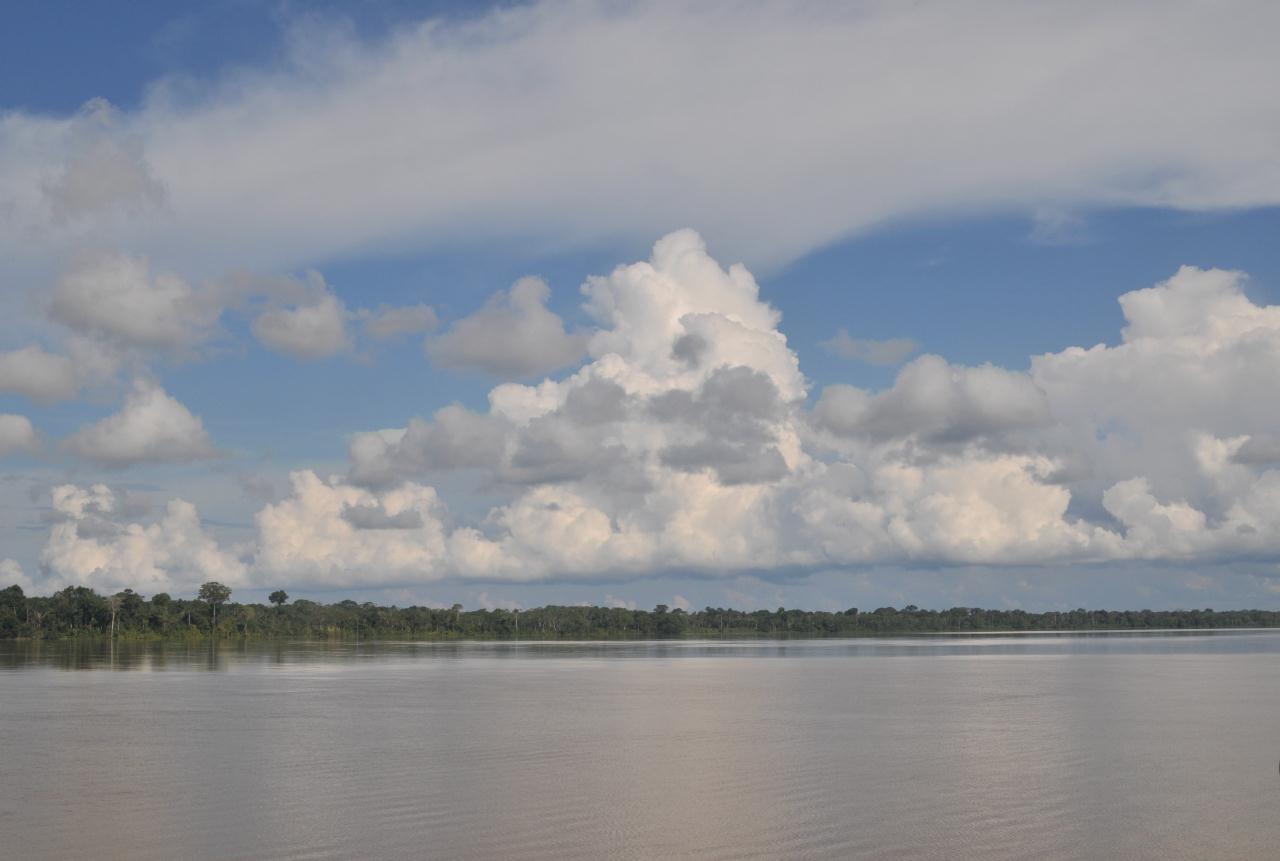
[150,592,172,634]
[269,590,289,608]
[0,585,22,638]
[198,582,232,634]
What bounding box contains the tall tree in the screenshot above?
[197,582,232,634]
[269,590,289,607]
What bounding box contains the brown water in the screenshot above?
[3,633,1279,860]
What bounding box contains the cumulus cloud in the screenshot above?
[820,330,917,366]
[39,483,244,594]
[28,233,1280,590]
[426,277,586,377]
[813,356,1051,446]
[653,366,792,485]
[0,558,34,591]
[4,2,1280,274]
[0,346,78,403]
[0,415,40,458]
[255,472,450,586]
[302,238,1280,584]
[348,405,511,487]
[63,380,218,467]
[1028,265,1280,506]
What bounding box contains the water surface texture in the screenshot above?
[3,632,1279,860]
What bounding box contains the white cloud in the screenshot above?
[63,379,218,467]
[258,231,815,584]
[0,415,39,458]
[0,558,34,591]
[4,2,1279,274]
[255,471,450,586]
[39,483,244,594]
[274,236,1280,585]
[1028,265,1280,506]
[820,330,917,366]
[0,346,78,403]
[29,233,1280,590]
[426,277,586,376]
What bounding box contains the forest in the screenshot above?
[3,581,1280,640]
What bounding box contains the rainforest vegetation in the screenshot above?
[3,581,1279,640]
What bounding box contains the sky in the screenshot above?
[3,0,1280,612]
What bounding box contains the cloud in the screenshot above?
[0,415,39,458]
[653,366,792,485]
[63,379,218,467]
[29,233,1280,590]
[1233,435,1280,466]
[246,271,438,360]
[39,483,244,594]
[813,356,1051,445]
[255,471,450,586]
[348,405,511,487]
[820,330,917,366]
[44,258,428,366]
[0,558,34,591]
[360,303,438,340]
[341,502,425,530]
[0,346,78,403]
[49,251,221,352]
[4,2,1279,274]
[256,230,817,584]
[41,99,165,222]
[252,288,352,360]
[426,277,586,377]
[1027,265,1280,504]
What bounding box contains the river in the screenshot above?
[2,632,1278,859]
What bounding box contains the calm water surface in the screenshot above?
[3,632,1280,860]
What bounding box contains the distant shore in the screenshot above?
[5,582,1280,641]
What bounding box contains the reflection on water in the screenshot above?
[7,628,1279,671]
[3,631,1280,860]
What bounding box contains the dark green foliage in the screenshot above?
[198,582,232,633]
[2,582,1279,640]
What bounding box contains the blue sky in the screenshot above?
[3,0,1280,611]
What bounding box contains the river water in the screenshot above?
[2,632,1279,860]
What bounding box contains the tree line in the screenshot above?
[3,581,1280,640]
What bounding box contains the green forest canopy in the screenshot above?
[3,581,1280,639]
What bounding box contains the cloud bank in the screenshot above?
[35,231,1280,592]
